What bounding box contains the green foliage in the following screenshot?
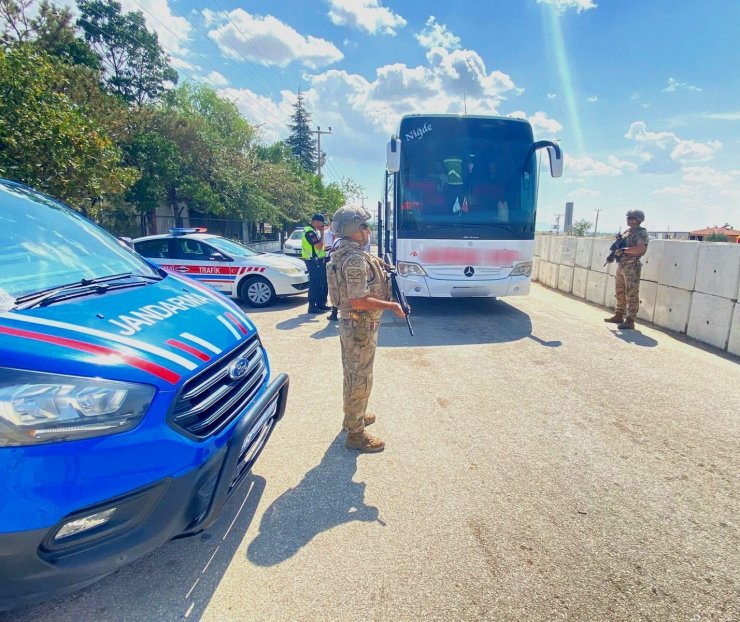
[286,92,316,173]
[0,45,136,208]
[570,218,593,236]
[704,233,728,242]
[77,0,177,104]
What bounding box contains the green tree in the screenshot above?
[705,233,728,242]
[570,218,593,236]
[77,0,177,104]
[286,92,316,173]
[0,45,136,208]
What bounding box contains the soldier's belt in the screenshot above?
[341,312,380,331]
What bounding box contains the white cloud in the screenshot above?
[170,56,200,72]
[663,77,701,93]
[328,0,407,36]
[706,112,740,121]
[586,96,598,103]
[509,111,563,137]
[547,93,557,99]
[652,166,737,203]
[568,188,601,197]
[119,0,193,57]
[566,155,634,177]
[206,71,228,86]
[208,10,343,69]
[416,16,461,50]
[536,0,597,14]
[217,87,295,144]
[625,122,722,173]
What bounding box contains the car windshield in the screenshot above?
[289,230,303,240]
[0,182,158,311]
[206,236,262,257]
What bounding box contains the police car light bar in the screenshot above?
[169,227,207,235]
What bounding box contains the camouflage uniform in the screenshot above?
[327,238,391,434]
[614,226,649,320]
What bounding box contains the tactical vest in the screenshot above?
[301,226,326,260]
[327,241,390,316]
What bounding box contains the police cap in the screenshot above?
[311,213,325,223]
[332,205,371,237]
[626,209,645,223]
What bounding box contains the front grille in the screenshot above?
[171,336,268,438]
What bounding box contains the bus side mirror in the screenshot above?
[547,145,563,178]
[386,137,401,173]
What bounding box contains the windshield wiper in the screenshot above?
[13,273,161,310]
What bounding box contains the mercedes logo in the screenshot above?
[228,354,251,380]
[463,266,475,277]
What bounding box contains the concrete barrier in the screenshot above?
[533,234,739,356]
[728,304,740,357]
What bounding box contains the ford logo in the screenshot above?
[464,266,475,277]
[228,354,251,380]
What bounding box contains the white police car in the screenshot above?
[134,229,308,307]
[282,229,304,256]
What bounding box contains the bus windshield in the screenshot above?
[397,116,538,240]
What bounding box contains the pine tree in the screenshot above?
[286,92,316,173]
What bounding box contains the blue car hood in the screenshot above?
[0,275,257,388]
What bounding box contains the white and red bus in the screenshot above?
[380,114,563,299]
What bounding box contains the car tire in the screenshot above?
[240,276,276,307]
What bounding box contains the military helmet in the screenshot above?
[332,205,371,237]
[626,209,645,223]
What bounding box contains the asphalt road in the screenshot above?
[3,284,738,622]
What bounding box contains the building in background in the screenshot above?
[689,225,740,242]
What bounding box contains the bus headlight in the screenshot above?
[397,262,427,277]
[0,369,154,446]
[510,262,532,277]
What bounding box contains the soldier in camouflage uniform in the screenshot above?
[327,206,406,452]
[604,210,649,330]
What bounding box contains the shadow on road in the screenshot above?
[378,297,533,348]
[1,476,267,622]
[247,433,382,567]
[610,328,659,347]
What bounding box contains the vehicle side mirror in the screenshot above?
[118,237,134,250]
[210,252,230,262]
[547,145,563,178]
[386,136,401,173]
[528,140,564,178]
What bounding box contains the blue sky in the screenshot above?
[111,0,739,233]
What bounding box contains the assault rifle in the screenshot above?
[383,253,414,336]
[604,231,627,265]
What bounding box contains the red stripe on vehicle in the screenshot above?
[166,338,211,362]
[0,326,181,384]
[225,312,247,334]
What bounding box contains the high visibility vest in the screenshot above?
[301,226,326,260]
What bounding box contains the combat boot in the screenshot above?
[617,318,635,330]
[342,413,376,430]
[604,313,624,324]
[346,431,384,453]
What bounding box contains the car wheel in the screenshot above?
[240,276,276,307]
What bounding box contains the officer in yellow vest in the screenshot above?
[302,213,330,314]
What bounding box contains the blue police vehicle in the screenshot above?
[0,180,289,610]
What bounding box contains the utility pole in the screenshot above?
[359,194,368,210]
[593,208,601,236]
[309,126,332,177]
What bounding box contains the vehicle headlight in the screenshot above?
[397,262,427,277]
[0,369,155,446]
[510,262,532,277]
[273,265,304,276]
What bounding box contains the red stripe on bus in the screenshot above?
[0,326,180,384]
[166,338,211,362]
